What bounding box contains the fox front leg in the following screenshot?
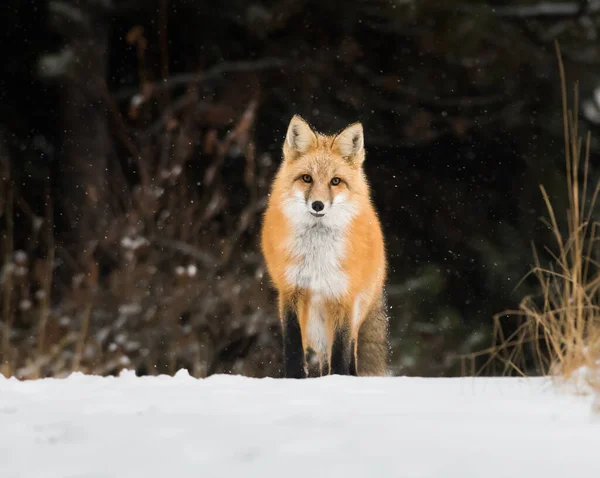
[330,324,352,375]
[319,356,329,376]
[349,338,358,376]
[281,304,307,379]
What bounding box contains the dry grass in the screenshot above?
[464,42,600,397]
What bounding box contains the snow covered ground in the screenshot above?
[0,371,599,478]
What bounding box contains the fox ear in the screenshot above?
[333,122,364,164]
[284,115,318,157]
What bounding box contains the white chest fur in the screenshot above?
[284,223,349,297]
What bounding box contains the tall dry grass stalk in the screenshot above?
[1,180,13,377]
[467,42,600,394]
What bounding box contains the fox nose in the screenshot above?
[311,201,324,212]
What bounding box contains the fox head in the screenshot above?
[273,115,369,228]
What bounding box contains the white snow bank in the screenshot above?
[1,371,599,478]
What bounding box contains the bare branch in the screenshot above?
[149,236,219,269]
[114,58,287,101]
[483,1,600,18]
[388,0,600,18]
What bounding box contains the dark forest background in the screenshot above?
[1,0,600,379]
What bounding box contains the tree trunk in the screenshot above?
[42,0,111,247]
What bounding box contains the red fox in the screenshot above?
[260,115,390,378]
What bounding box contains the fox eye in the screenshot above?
[330,177,341,186]
[302,174,312,183]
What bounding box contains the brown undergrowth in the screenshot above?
[0,27,281,379]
